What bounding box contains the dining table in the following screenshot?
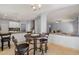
[31,34,41,55]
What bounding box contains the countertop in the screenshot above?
[50,32,79,37]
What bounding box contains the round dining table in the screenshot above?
[31,34,41,55]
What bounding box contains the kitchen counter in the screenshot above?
[48,33,79,50]
[50,32,79,37]
[9,31,27,34]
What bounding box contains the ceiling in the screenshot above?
[48,4,79,23]
[0,4,78,22]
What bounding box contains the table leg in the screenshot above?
[1,41,3,51]
[33,39,36,55]
[33,38,38,55]
[35,39,37,51]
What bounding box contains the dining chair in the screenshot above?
[24,33,33,44]
[0,33,11,51]
[12,36,29,55]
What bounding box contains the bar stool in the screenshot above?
[39,33,48,54]
[40,38,48,53]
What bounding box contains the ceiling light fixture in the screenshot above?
[31,4,42,11]
[56,21,59,23]
[33,6,36,10]
[38,4,42,9]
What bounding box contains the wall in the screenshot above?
[0,20,9,33]
[52,22,74,33]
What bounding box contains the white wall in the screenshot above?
[52,22,74,33]
[0,20,9,33]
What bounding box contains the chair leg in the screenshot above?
[1,41,3,51]
[15,51,18,55]
[45,43,47,53]
[41,44,44,55]
[8,41,10,49]
[40,43,42,52]
[27,47,29,55]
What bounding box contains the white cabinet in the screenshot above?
[49,34,79,50]
[9,21,20,28]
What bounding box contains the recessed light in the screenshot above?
[33,6,36,9]
[56,22,59,23]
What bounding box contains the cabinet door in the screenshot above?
[1,23,9,33]
[21,24,26,32]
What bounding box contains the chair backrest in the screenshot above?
[12,36,18,47]
[24,33,32,43]
[41,33,46,37]
[0,33,11,42]
[40,33,49,38]
[24,33,31,39]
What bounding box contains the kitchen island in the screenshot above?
[48,33,79,50]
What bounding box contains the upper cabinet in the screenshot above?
[9,21,20,32]
[9,21,20,28]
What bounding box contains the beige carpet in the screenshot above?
[0,43,79,55]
